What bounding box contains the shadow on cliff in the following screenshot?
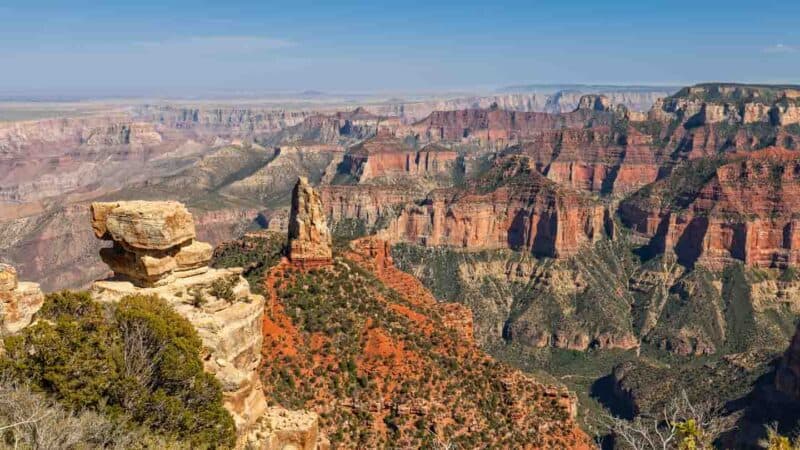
[590,373,636,420]
[507,209,557,257]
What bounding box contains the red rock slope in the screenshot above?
[259,237,591,449]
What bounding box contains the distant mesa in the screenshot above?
[298,90,326,97]
[619,147,800,270]
[576,94,612,111]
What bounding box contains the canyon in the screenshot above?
[4,82,800,446]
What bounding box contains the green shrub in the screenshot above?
[2,291,236,448]
[3,291,119,410]
[209,276,238,303]
[189,288,208,308]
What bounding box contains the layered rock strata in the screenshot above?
[0,263,44,335]
[321,185,419,231]
[384,156,607,258]
[288,177,333,267]
[91,201,214,286]
[510,127,664,195]
[340,135,458,182]
[403,103,615,145]
[89,200,328,449]
[620,147,800,269]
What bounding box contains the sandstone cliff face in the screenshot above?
[385,157,607,258]
[288,178,333,265]
[340,135,458,182]
[393,242,641,352]
[0,264,43,335]
[620,147,800,269]
[367,88,671,121]
[321,185,418,231]
[404,107,614,145]
[89,200,328,449]
[133,105,311,136]
[511,126,663,194]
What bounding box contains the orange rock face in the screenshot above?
[385,157,607,258]
[260,236,591,449]
[621,147,800,269]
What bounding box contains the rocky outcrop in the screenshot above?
[0,264,44,334]
[266,107,391,146]
[82,122,162,147]
[384,156,607,258]
[92,201,213,286]
[288,178,332,266]
[89,200,328,449]
[577,94,612,111]
[620,147,800,269]
[249,407,328,450]
[649,84,800,128]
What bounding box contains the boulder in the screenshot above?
[92,201,213,286]
[174,240,213,270]
[91,201,196,250]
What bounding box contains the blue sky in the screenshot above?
[1,0,799,97]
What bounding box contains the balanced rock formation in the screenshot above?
[0,263,44,334]
[90,200,328,449]
[288,177,332,267]
[92,201,213,286]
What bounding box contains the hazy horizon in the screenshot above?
[2,0,800,98]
